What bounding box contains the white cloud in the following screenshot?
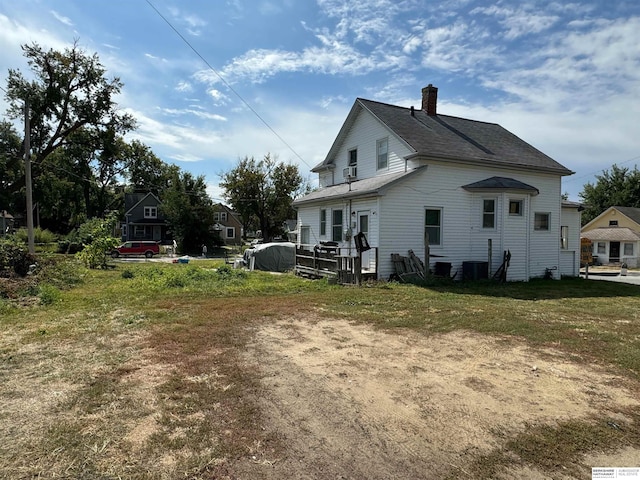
[471,5,559,39]
[50,10,73,27]
[160,107,227,122]
[175,81,193,92]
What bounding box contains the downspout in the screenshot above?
[348,199,353,255]
[525,195,531,280]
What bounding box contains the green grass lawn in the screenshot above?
[1,258,639,478]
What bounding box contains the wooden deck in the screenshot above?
[295,245,378,284]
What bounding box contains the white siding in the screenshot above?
[560,206,582,277]
[377,162,563,281]
[327,110,413,185]
[297,197,380,251]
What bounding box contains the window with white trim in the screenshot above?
[509,200,523,216]
[597,242,606,254]
[425,208,442,246]
[377,138,388,170]
[332,209,343,242]
[226,227,235,239]
[348,149,357,177]
[214,212,220,221]
[624,243,634,256]
[534,212,550,231]
[300,226,310,245]
[221,212,227,221]
[482,199,495,229]
[320,209,327,236]
[560,226,568,249]
[144,206,157,219]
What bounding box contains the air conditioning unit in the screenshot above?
[343,166,357,180]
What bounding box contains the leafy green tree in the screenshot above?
[160,168,214,253]
[219,154,304,241]
[0,121,23,214]
[125,140,173,194]
[4,42,135,167]
[579,164,640,224]
[2,42,135,233]
[74,214,120,269]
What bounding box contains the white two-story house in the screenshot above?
[293,84,581,281]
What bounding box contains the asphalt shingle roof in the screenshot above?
[581,227,640,242]
[462,176,539,194]
[293,168,425,206]
[314,99,573,176]
[612,206,640,225]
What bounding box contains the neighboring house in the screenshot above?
[581,206,640,267]
[122,192,170,243]
[293,84,580,281]
[212,203,243,246]
[1,210,14,236]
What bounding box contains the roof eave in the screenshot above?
[406,153,574,176]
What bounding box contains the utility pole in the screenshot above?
[24,100,35,254]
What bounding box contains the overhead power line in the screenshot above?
[144,0,313,170]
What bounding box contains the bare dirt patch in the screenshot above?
[237,316,640,479]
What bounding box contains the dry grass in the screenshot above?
[1,261,640,478]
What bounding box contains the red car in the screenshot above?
[111,241,159,258]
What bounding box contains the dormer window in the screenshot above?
[144,206,157,219]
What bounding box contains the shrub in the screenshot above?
[13,227,58,244]
[0,239,36,277]
[38,284,61,305]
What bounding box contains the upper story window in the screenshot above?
[348,148,357,167]
[377,138,388,170]
[609,220,618,226]
[221,212,227,221]
[144,206,157,219]
[482,199,495,229]
[214,212,219,221]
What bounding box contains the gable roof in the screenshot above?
[581,205,640,231]
[124,192,161,214]
[314,98,573,176]
[611,206,640,225]
[293,167,426,207]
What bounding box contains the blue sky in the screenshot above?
[1,0,639,202]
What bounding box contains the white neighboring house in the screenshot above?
[581,206,640,267]
[293,84,581,281]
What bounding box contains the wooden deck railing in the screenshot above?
[295,245,378,284]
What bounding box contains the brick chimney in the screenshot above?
[421,84,438,116]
